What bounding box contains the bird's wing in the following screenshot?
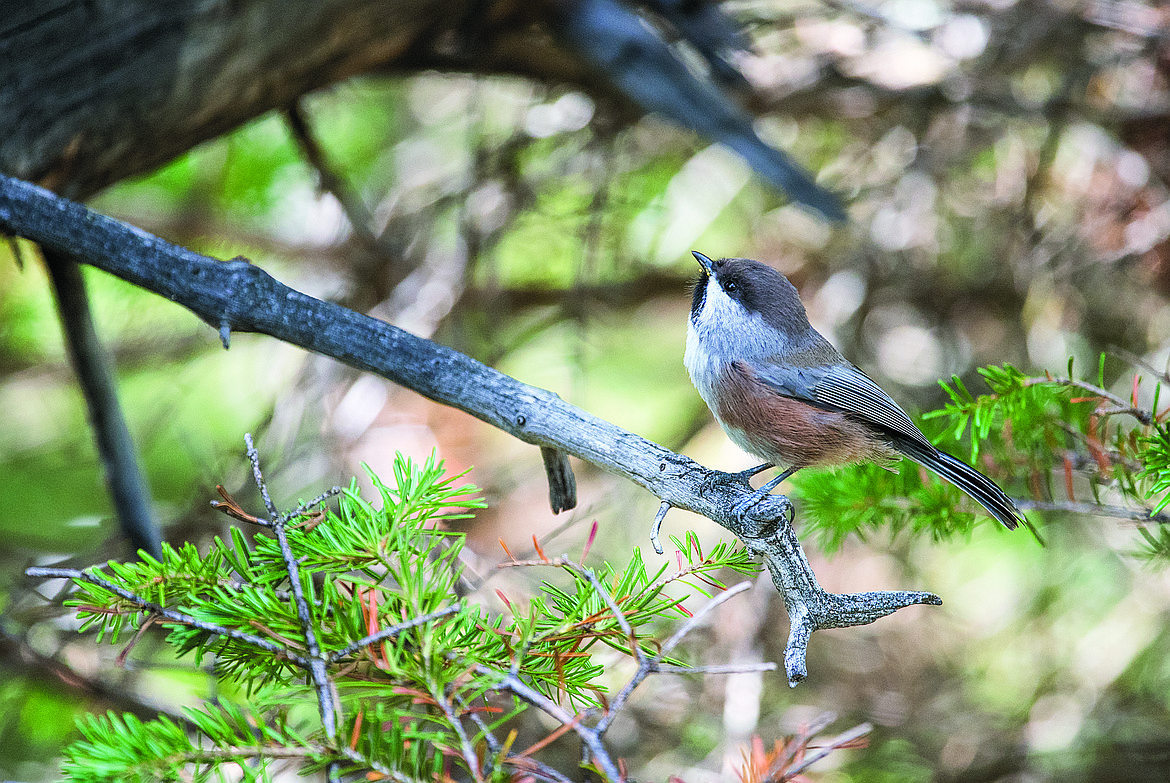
[749,360,933,448]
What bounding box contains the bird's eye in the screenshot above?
[724,280,738,294]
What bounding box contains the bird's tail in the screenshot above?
[897,439,1023,530]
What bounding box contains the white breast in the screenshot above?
[684,275,786,451]
[684,323,767,458]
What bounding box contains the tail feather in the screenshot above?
[896,438,1022,530]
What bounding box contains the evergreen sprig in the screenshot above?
[62,704,324,783]
[31,447,767,782]
[1136,422,1170,514]
[1134,524,1170,565]
[793,355,1170,553]
[479,537,759,709]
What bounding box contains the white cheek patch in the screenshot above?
[691,279,785,361]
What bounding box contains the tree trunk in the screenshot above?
[2,0,487,198]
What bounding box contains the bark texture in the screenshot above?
[2,0,485,198]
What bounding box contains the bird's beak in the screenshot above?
[691,251,715,277]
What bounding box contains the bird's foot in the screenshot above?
[731,489,795,535]
[728,466,798,534]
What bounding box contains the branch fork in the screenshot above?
[655,469,941,687]
[747,517,941,686]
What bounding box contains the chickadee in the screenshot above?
[684,251,1022,529]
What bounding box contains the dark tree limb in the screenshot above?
[43,251,161,559]
[539,446,578,513]
[1,0,481,199]
[283,101,381,254]
[2,0,842,218]
[546,0,845,221]
[0,173,939,684]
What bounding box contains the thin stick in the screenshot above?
[242,435,338,780]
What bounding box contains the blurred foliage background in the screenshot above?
[4,0,1170,780]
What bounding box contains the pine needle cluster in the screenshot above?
[793,356,1170,556]
[31,449,781,783]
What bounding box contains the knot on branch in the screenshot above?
[738,493,794,536]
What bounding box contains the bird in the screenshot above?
[683,251,1022,529]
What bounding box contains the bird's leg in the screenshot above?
[730,463,775,482]
[754,466,799,496]
[731,466,800,527]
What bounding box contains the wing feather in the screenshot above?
[751,361,933,448]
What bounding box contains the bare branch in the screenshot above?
[1016,499,1170,524]
[284,102,381,253]
[487,668,624,781]
[432,684,484,782]
[780,721,873,780]
[43,250,160,558]
[658,580,752,656]
[596,580,761,734]
[742,519,942,687]
[1,174,942,685]
[240,435,339,770]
